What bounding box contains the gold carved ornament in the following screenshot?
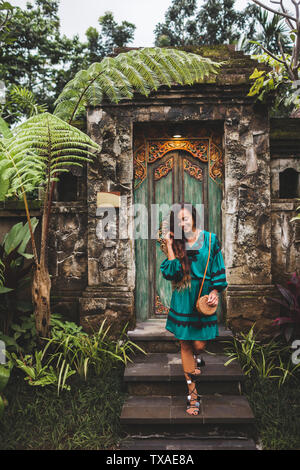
[134,138,223,189]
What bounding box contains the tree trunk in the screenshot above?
[32,262,51,339]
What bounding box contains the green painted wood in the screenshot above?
[183,155,205,229]
[154,159,174,316]
[134,178,149,322]
[208,176,224,322]
[134,147,224,322]
[208,177,222,240]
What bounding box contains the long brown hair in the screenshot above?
[169,202,202,281]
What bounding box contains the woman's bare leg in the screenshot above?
[192,340,206,367]
[179,340,201,415]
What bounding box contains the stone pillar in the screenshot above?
[79,107,136,338]
[224,104,279,337]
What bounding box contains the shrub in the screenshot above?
[224,323,300,387]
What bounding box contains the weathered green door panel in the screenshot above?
[182,154,206,229]
[208,176,224,322]
[134,146,224,322]
[134,178,149,322]
[152,155,174,316]
[208,177,222,239]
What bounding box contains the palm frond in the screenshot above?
[9,85,48,117]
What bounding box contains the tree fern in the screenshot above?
[0,112,100,339]
[0,112,99,200]
[54,47,225,124]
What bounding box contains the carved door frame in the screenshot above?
[133,125,224,321]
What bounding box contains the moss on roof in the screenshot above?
[270,118,300,140]
[112,45,271,85]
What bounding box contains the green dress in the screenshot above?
[160,230,228,341]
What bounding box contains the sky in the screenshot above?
[9,0,266,47]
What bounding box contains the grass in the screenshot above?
[1,323,300,450]
[243,375,300,450]
[2,362,300,451]
[0,363,128,450]
[223,325,300,450]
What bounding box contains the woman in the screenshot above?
[160,203,228,416]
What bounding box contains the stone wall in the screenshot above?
[48,202,88,322]
[270,118,300,287]
[82,72,280,339]
[1,47,299,340]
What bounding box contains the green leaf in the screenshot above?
[17,218,39,255]
[0,365,10,392]
[0,117,13,139]
[250,70,265,81]
[0,394,4,418]
[0,285,13,294]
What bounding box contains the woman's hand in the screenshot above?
[164,231,174,246]
[207,289,218,307]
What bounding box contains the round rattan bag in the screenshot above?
[196,294,218,316]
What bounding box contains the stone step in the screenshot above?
[128,320,233,354]
[119,436,257,450]
[120,395,256,437]
[125,352,243,395]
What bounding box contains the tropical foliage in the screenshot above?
[0,112,100,338]
[6,315,145,396]
[248,0,300,83]
[0,219,39,334]
[247,54,299,116]
[0,362,11,418]
[54,47,225,124]
[0,1,137,124]
[267,272,300,343]
[224,324,300,387]
[238,5,293,56]
[0,0,13,40]
[86,11,136,63]
[1,85,48,125]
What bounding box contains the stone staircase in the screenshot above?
[119,319,257,450]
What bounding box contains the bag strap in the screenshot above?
[198,232,211,299]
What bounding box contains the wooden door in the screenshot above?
[134,146,224,322]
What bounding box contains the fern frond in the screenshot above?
[115,53,161,92]
[0,113,100,199]
[0,117,13,139]
[54,47,225,124]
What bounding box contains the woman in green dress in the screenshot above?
[160,203,228,416]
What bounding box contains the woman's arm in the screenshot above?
[166,243,176,260]
[165,231,175,260]
[160,232,183,281]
